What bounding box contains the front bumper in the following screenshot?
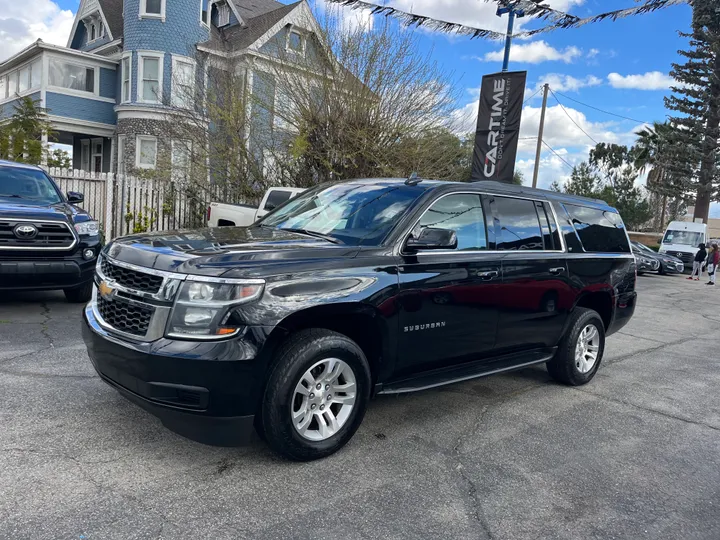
[661,260,685,273]
[0,240,100,291]
[82,304,272,446]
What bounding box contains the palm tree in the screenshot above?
[634,121,671,229]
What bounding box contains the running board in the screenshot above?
[378,348,556,395]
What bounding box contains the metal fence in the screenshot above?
[46,168,244,240]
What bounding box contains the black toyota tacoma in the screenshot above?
[82,178,637,461]
[0,160,101,302]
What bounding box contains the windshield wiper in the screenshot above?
[278,227,342,244]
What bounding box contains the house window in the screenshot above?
[91,138,103,173]
[0,77,6,100]
[49,59,95,93]
[172,58,195,109]
[171,140,192,181]
[99,22,104,38]
[7,72,17,97]
[121,55,132,102]
[136,136,158,169]
[30,61,41,89]
[141,0,165,19]
[81,140,90,172]
[288,30,304,54]
[217,2,230,26]
[90,24,96,41]
[201,0,209,25]
[139,54,163,102]
[17,65,30,93]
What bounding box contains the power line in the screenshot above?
[523,86,543,106]
[552,90,651,125]
[549,87,600,146]
[541,140,575,172]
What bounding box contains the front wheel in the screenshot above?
[64,282,93,303]
[261,329,371,461]
[547,307,605,386]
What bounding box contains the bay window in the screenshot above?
[139,53,163,103]
[121,55,132,102]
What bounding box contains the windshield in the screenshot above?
[0,166,62,206]
[663,229,703,247]
[632,241,654,253]
[259,182,427,246]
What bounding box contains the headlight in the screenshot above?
[74,220,99,236]
[166,278,264,339]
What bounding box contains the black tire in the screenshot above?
[658,264,665,275]
[261,329,371,461]
[547,307,605,386]
[64,282,93,303]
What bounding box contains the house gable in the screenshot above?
[67,0,118,51]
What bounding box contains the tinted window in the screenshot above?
[260,183,426,246]
[564,204,630,253]
[492,196,544,251]
[416,194,487,251]
[0,166,62,206]
[662,229,703,246]
[264,190,293,211]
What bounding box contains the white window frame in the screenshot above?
[286,28,306,56]
[171,139,192,181]
[91,138,104,173]
[121,53,132,103]
[137,51,164,103]
[171,55,195,109]
[81,140,91,172]
[117,135,126,175]
[136,135,158,169]
[47,55,100,97]
[140,0,166,21]
[200,0,209,27]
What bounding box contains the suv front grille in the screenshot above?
[0,221,75,249]
[674,252,694,264]
[101,258,164,294]
[97,296,154,337]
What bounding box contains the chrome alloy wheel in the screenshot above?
[291,358,357,441]
[575,324,600,374]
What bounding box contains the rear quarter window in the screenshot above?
[564,203,630,253]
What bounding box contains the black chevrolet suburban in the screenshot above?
[0,160,101,302]
[82,178,637,460]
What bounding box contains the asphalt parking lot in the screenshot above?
[1,274,719,540]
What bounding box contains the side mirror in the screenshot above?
[67,191,84,204]
[406,227,457,251]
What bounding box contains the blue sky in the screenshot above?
[1,0,701,208]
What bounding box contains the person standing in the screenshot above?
[707,243,720,286]
[689,242,707,281]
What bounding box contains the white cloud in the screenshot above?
[0,0,74,62]
[315,0,374,33]
[384,0,584,36]
[530,73,603,95]
[481,41,582,64]
[607,71,676,90]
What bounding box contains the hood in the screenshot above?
[0,200,88,222]
[105,226,361,278]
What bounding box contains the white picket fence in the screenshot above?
[45,168,241,240]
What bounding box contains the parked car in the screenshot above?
[0,160,101,302]
[631,241,684,274]
[208,187,305,227]
[659,220,707,268]
[82,178,637,461]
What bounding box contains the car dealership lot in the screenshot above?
[1,276,719,540]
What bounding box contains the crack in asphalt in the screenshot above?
[603,336,697,366]
[39,302,54,348]
[573,388,720,433]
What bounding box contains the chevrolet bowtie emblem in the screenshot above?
[98,281,116,301]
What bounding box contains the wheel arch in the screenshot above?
[573,289,614,331]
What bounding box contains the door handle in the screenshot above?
[478,270,499,280]
[549,267,565,274]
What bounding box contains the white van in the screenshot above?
[659,221,707,265]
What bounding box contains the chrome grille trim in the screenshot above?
[0,218,78,251]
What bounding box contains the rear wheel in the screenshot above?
[64,282,92,303]
[261,329,371,461]
[547,307,605,386]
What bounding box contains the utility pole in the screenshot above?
[496,2,525,72]
[532,83,549,188]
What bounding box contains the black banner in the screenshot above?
[471,71,527,183]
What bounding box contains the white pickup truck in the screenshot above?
[207,187,305,227]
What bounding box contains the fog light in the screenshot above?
[83,249,95,260]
